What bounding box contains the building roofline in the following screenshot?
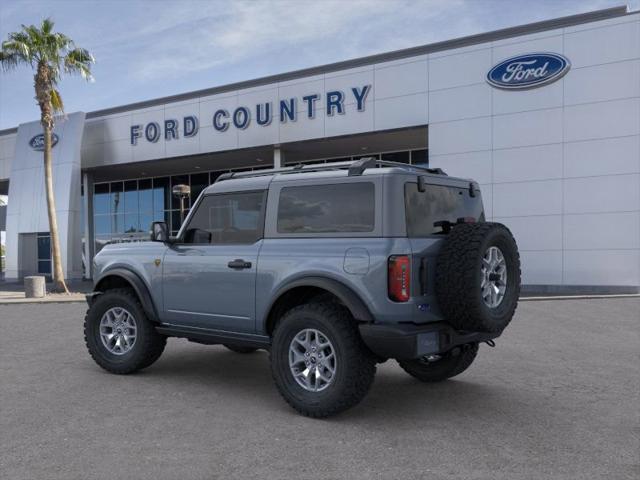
[0,5,630,136]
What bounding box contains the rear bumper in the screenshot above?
[359,322,500,360]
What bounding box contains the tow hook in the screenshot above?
[484,339,496,347]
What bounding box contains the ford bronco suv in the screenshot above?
[84,158,520,417]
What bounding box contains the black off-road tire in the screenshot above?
[84,288,166,374]
[270,302,376,418]
[436,222,521,333]
[223,344,258,354]
[398,343,479,382]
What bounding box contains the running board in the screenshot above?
[156,323,271,348]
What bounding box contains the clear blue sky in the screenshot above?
[0,0,633,130]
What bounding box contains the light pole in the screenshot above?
[172,184,191,225]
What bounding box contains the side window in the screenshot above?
[277,183,375,234]
[183,191,265,244]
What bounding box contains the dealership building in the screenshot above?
[0,5,639,292]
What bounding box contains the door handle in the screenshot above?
[227,259,252,270]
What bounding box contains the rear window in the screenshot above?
[277,183,375,234]
[405,182,483,237]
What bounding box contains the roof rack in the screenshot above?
[215,157,446,182]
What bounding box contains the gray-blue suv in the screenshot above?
[84,158,521,417]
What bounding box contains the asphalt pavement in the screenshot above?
[0,298,638,479]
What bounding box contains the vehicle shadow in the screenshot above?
[135,343,534,422]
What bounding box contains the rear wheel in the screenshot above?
[270,302,376,418]
[398,343,479,382]
[223,344,258,354]
[84,288,166,374]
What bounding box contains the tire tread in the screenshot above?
[435,222,520,332]
[270,302,376,418]
[84,288,166,374]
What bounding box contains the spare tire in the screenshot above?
[435,222,520,333]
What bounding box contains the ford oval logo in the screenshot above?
[487,53,570,90]
[29,133,59,151]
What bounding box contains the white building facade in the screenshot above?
[0,6,638,292]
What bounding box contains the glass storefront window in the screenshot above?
[190,172,209,204]
[94,215,110,235]
[153,177,170,213]
[411,149,428,165]
[140,213,154,234]
[381,151,410,163]
[110,182,123,217]
[139,178,153,213]
[124,213,140,233]
[94,183,110,214]
[124,180,138,213]
[111,213,124,234]
[152,210,169,224]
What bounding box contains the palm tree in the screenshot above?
[0,18,94,293]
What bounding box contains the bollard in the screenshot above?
[24,276,46,298]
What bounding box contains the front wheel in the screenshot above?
[270,302,376,418]
[84,288,166,374]
[397,343,479,383]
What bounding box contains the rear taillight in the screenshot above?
[388,255,411,302]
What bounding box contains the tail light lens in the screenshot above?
[388,255,411,302]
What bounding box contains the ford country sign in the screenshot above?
[29,133,59,151]
[487,53,570,90]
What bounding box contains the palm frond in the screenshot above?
[2,36,32,62]
[41,17,54,35]
[0,51,20,70]
[53,32,72,50]
[64,47,94,81]
[50,88,64,113]
[22,24,42,48]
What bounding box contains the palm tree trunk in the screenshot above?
[43,123,68,294]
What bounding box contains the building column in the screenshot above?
[82,172,93,280]
[273,146,284,168]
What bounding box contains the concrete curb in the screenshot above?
[0,295,86,305]
[519,294,640,302]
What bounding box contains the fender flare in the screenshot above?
[265,276,374,325]
[93,268,159,322]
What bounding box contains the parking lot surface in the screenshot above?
[1,298,638,480]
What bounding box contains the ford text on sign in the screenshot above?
[130,85,371,146]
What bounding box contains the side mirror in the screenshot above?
[150,221,169,242]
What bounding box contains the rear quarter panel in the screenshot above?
[255,237,422,332]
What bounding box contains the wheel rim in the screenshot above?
[481,246,507,308]
[99,307,137,355]
[288,328,337,392]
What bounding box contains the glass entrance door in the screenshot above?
[37,232,51,276]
